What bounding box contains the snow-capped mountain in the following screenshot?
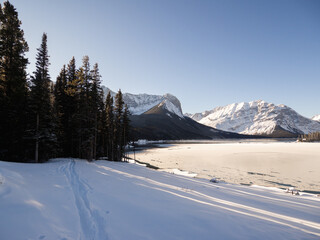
[102,86,184,118]
[186,100,320,137]
[312,115,320,122]
[102,87,247,140]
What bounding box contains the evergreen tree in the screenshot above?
[122,104,130,159]
[28,33,56,162]
[54,65,67,155]
[114,90,124,161]
[298,132,320,142]
[105,91,114,160]
[65,57,79,157]
[77,56,95,160]
[0,2,130,162]
[0,1,29,161]
[90,63,104,159]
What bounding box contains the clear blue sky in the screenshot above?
[8,0,320,117]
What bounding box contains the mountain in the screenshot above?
[102,86,251,140]
[102,86,183,117]
[312,115,320,122]
[186,100,320,138]
[130,103,248,140]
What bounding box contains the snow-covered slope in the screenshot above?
[1,159,320,239]
[312,115,320,122]
[186,100,320,137]
[102,86,183,118]
[185,110,213,122]
[156,94,184,118]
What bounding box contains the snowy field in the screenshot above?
[130,141,320,193]
[0,159,320,239]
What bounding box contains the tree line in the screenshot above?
[298,132,320,142]
[0,1,130,162]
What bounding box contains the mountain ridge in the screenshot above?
[102,86,183,117]
[186,100,320,137]
[101,86,255,140]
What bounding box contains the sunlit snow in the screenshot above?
[1,159,320,239]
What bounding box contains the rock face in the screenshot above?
[130,105,249,140]
[102,86,183,117]
[186,100,320,137]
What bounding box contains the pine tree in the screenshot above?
[90,63,104,159]
[0,1,29,161]
[114,90,124,161]
[105,91,114,160]
[28,33,56,162]
[54,65,67,156]
[65,57,79,157]
[77,56,95,160]
[122,104,130,159]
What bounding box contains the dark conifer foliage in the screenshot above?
[28,33,56,162]
[90,63,104,159]
[0,1,29,161]
[65,57,79,157]
[105,92,114,160]
[298,132,320,142]
[77,56,94,160]
[54,65,67,155]
[1,1,131,162]
[53,58,130,161]
[114,90,124,161]
[122,104,130,158]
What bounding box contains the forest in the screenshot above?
[298,132,320,142]
[0,1,130,163]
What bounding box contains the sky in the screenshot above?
[6,0,320,117]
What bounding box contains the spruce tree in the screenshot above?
[114,90,124,161]
[90,63,104,159]
[65,57,79,157]
[105,91,114,160]
[122,104,130,159]
[77,56,95,160]
[29,33,56,162]
[54,65,67,156]
[0,1,29,161]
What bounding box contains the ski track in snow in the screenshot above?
[1,159,320,239]
[96,163,320,238]
[61,160,108,240]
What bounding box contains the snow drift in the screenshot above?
[1,159,320,239]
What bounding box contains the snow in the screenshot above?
[102,86,184,117]
[158,168,197,177]
[159,99,184,118]
[312,115,320,122]
[188,100,320,135]
[135,139,164,145]
[130,141,320,192]
[166,113,172,118]
[1,158,320,239]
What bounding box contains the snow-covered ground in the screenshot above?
[130,141,320,192]
[1,159,320,239]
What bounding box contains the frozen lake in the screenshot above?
[129,140,320,193]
